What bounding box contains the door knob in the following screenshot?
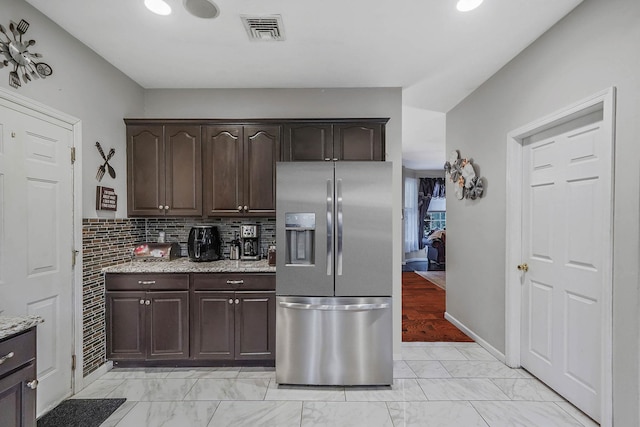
[517,263,529,272]
[27,379,38,389]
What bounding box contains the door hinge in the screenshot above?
[70,147,76,164]
[72,249,79,268]
[71,354,76,371]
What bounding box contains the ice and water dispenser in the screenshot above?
[284,213,315,265]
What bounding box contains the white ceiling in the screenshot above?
[25,0,582,169]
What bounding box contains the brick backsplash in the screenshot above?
[81,216,276,377]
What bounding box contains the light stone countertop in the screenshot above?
[0,315,43,340]
[103,258,275,274]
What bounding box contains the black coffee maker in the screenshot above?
[187,226,221,262]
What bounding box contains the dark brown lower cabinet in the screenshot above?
[0,328,37,427]
[106,291,189,360]
[192,291,276,361]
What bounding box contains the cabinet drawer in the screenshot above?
[192,274,275,291]
[106,274,189,291]
[0,328,36,378]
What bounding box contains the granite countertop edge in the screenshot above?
[103,258,276,274]
[0,315,44,340]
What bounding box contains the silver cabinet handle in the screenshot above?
[138,280,156,285]
[145,300,150,305]
[336,178,343,276]
[235,299,239,305]
[326,179,333,276]
[243,206,248,212]
[158,205,163,210]
[278,301,390,311]
[139,299,145,305]
[332,158,338,161]
[228,299,233,304]
[324,158,331,161]
[0,351,14,365]
[226,280,244,285]
[237,206,243,212]
[27,379,38,390]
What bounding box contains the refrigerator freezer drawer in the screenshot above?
[275,296,392,386]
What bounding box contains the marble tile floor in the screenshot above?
[75,342,599,427]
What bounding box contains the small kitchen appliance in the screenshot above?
[187,225,221,262]
[240,224,260,260]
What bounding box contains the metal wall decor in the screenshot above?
[444,150,484,200]
[0,19,53,88]
[95,141,116,181]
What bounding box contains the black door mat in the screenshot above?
[37,398,126,427]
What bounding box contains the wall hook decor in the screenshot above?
[444,150,484,200]
[0,19,53,88]
[95,141,116,181]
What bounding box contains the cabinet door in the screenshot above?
[333,123,384,161]
[0,362,37,427]
[191,291,235,360]
[165,126,202,216]
[127,125,166,216]
[106,291,146,360]
[283,124,332,161]
[235,292,276,360]
[148,291,189,359]
[244,126,280,216]
[203,126,244,216]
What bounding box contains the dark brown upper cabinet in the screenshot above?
[283,120,385,161]
[126,123,202,217]
[203,125,281,217]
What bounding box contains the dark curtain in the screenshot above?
[418,178,445,249]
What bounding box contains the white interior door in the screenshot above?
[0,103,75,415]
[520,116,610,422]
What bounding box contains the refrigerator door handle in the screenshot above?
[278,301,390,311]
[326,179,333,276]
[337,178,343,276]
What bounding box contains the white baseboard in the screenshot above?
[444,312,506,363]
[77,361,113,393]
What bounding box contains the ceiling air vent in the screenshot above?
[241,15,285,41]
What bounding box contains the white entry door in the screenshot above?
[0,103,75,415]
[520,116,610,422]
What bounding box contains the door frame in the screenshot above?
[0,87,83,396]
[504,87,615,426]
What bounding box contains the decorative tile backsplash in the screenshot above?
[81,216,276,377]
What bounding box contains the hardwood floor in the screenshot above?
[402,272,473,342]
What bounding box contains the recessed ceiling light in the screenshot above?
[144,0,172,16]
[456,0,484,12]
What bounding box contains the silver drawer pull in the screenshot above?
[226,280,244,285]
[235,299,239,305]
[139,299,145,305]
[228,299,233,304]
[0,351,15,365]
[138,280,156,285]
[27,379,38,389]
[145,300,150,305]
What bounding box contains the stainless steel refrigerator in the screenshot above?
[275,161,393,386]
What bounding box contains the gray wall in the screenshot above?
[446,0,639,424]
[145,87,404,357]
[1,0,145,218]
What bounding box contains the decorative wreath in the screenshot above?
[444,150,484,200]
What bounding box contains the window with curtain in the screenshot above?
[404,177,419,253]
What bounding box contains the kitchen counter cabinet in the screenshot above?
[191,273,275,361]
[105,274,189,361]
[283,120,386,162]
[126,123,202,217]
[0,327,37,427]
[105,271,275,365]
[203,125,280,217]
